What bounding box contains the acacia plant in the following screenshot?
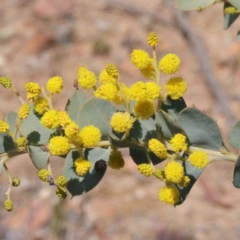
[0,32,239,212]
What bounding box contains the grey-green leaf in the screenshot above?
[175,0,214,11]
[64,148,110,197]
[233,154,240,188]
[177,108,223,150]
[229,120,240,150]
[5,112,18,135]
[224,2,240,29]
[228,0,240,9]
[76,98,117,139]
[0,133,17,154]
[28,145,50,169]
[65,90,88,122]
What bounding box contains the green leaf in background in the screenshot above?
[229,120,240,150]
[224,2,240,29]
[161,97,186,119]
[176,160,205,205]
[5,112,18,135]
[20,105,53,145]
[155,110,185,140]
[175,0,214,11]
[64,148,110,197]
[228,0,240,9]
[65,90,88,122]
[233,154,240,188]
[76,98,117,140]
[177,108,224,150]
[0,133,17,154]
[28,145,50,169]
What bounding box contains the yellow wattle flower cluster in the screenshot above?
[99,69,117,85]
[79,125,101,148]
[34,97,49,115]
[158,53,181,75]
[170,133,188,153]
[165,77,187,100]
[105,63,119,79]
[4,199,13,211]
[56,175,67,187]
[189,150,209,168]
[48,136,71,156]
[24,82,41,100]
[65,121,80,139]
[147,32,158,47]
[138,163,154,177]
[46,76,63,95]
[18,104,30,120]
[148,138,168,159]
[159,186,180,205]
[164,161,184,184]
[131,49,153,70]
[110,112,135,133]
[77,66,97,89]
[108,149,125,170]
[0,77,12,88]
[37,169,51,182]
[41,110,59,129]
[16,137,28,147]
[74,158,91,176]
[0,120,9,133]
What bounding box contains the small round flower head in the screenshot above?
[58,111,71,127]
[134,100,154,120]
[147,32,158,47]
[56,175,67,187]
[165,77,187,100]
[225,6,237,15]
[158,53,181,74]
[164,161,184,184]
[65,121,80,139]
[0,77,12,88]
[24,82,41,94]
[148,138,168,159]
[170,133,188,153]
[94,83,118,102]
[37,169,51,182]
[99,69,117,85]
[40,110,59,129]
[159,186,180,205]
[48,136,71,156]
[129,81,161,102]
[16,137,28,147]
[55,187,67,199]
[108,149,125,170]
[46,76,63,94]
[140,63,155,80]
[27,92,39,100]
[12,177,20,187]
[4,199,13,211]
[34,97,49,115]
[154,169,166,181]
[79,125,101,148]
[70,132,82,146]
[138,163,154,177]
[77,66,97,89]
[188,150,209,168]
[74,158,91,176]
[131,50,153,70]
[110,112,135,133]
[0,120,9,133]
[178,175,191,187]
[18,104,30,120]
[105,63,119,79]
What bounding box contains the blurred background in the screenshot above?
[1,0,240,239]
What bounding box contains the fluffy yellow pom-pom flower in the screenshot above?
[56,175,67,187]
[4,199,13,211]
[77,66,97,89]
[105,63,119,79]
[158,53,181,74]
[41,110,59,129]
[165,77,187,100]
[24,82,41,94]
[99,69,117,85]
[94,83,118,101]
[34,97,49,115]
[147,32,158,47]
[164,161,184,184]
[48,136,71,156]
[170,133,188,153]
[178,175,191,187]
[148,138,168,159]
[108,150,125,170]
[46,76,63,94]
[224,6,237,15]
[58,111,71,127]
[79,125,101,148]
[131,50,153,70]
[0,77,12,88]
[188,150,209,168]
[0,120,9,133]
[154,169,166,181]
[65,121,80,139]
[110,112,135,133]
[16,137,28,147]
[37,169,51,182]
[159,186,180,205]
[18,104,30,120]
[74,158,91,176]
[138,163,154,177]
[140,63,155,80]
[55,187,67,199]
[134,100,155,120]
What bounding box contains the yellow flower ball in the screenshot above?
[140,63,155,80]
[34,97,49,115]
[58,111,71,127]
[4,199,13,211]
[16,137,28,147]
[138,163,154,177]
[65,121,80,139]
[18,104,30,120]
[56,175,67,187]
[108,150,125,170]
[94,83,118,102]
[77,66,97,89]
[131,49,153,70]
[99,69,117,85]
[55,187,67,199]
[158,53,181,74]
[154,169,166,181]
[74,158,91,176]
[164,161,184,184]
[188,150,209,169]
[110,112,135,133]
[46,76,63,94]
[37,169,51,182]
[0,120,9,133]
[105,63,119,79]
[170,133,188,153]
[48,136,71,156]
[24,82,41,94]
[147,32,158,47]
[40,110,59,129]
[79,125,101,148]
[165,77,187,100]
[148,138,168,159]
[159,186,180,205]
[134,100,155,120]
[0,77,12,88]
